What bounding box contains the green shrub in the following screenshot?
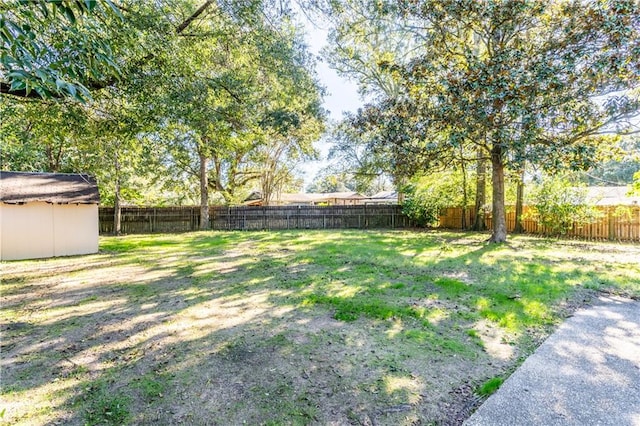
[526,176,601,236]
[631,171,640,195]
[402,171,474,226]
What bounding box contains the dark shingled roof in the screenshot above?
[0,171,100,204]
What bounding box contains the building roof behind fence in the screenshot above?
[585,186,640,206]
[0,171,100,204]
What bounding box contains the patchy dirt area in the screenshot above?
[2,231,636,425]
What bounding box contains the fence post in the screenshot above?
[98,204,536,235]
[364,204,367,228]
[209,206,217,231]
[608,207,615,241]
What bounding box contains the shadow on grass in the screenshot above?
[1,230,638,425]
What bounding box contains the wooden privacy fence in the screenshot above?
[99,204,640,241]
[439,205,640,242]
[99,205,411,234]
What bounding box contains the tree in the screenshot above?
[322,119,393,195]
[2,0,325,229]
[142,2,324,224]
[471,147,489,231]
[307,169,357,193]
[0,99,91,171]
[321,0,421,101]
[0,0,264,101]
[85,90,164,233]
[320,1,426,196]
[391,0,640,242]
[577,137,640,186]
[1,0,122,100]
[526,174,601,236]
[402,170,475,227]
[258,108,324,204]
[632,171,640,195]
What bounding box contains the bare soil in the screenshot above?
[2,231,630,425]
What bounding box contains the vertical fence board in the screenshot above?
[438,205,640,242]
[99,204,640,241]
[101,205,410,234]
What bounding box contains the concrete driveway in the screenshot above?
[465,296,640,426]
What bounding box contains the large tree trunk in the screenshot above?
[395,175,406,204]
[262,174,273,206]
[514,166,525,234]
[113,152,122,236]
[489,145,507,243]
[460,145,468,229]
[472,148,486,231]
[199,150,210,230]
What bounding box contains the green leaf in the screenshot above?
[7,70,30,79]
[66,83,77,98]
[84,0,97,12]
[102,0,123,19]
[34,69,49,81]
[63,6,77,24]
[37,1,50,18]
[9,79,27,91]
[5,20,26,37]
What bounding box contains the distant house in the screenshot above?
[0,171,100,260]
[313,192,366,206]
[244,191,366,206]
[585,186,640,206]
[365,191,399,205]
[244,192,317,206]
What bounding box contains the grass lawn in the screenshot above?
[2,230,639,425]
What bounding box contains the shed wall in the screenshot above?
[0,202,98,260]
[53,204,99,257]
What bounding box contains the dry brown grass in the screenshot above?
[2,230,638,425]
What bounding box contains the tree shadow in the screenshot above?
[467,297,640,424]
[1,230,637,425]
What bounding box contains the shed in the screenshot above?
[0,171,100,260]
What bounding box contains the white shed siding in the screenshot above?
[1,202,54,260]
[53,204,99,257]
[0,202,98,261]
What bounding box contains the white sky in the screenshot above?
[304,23,362,120]
[298,26,362,188]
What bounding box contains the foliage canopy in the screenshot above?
[324,0,640,241]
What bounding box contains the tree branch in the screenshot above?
[0,82,46,99]
[1,1,216,100]
[176,0,215,34]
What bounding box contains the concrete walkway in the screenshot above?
[465,296,640,426]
